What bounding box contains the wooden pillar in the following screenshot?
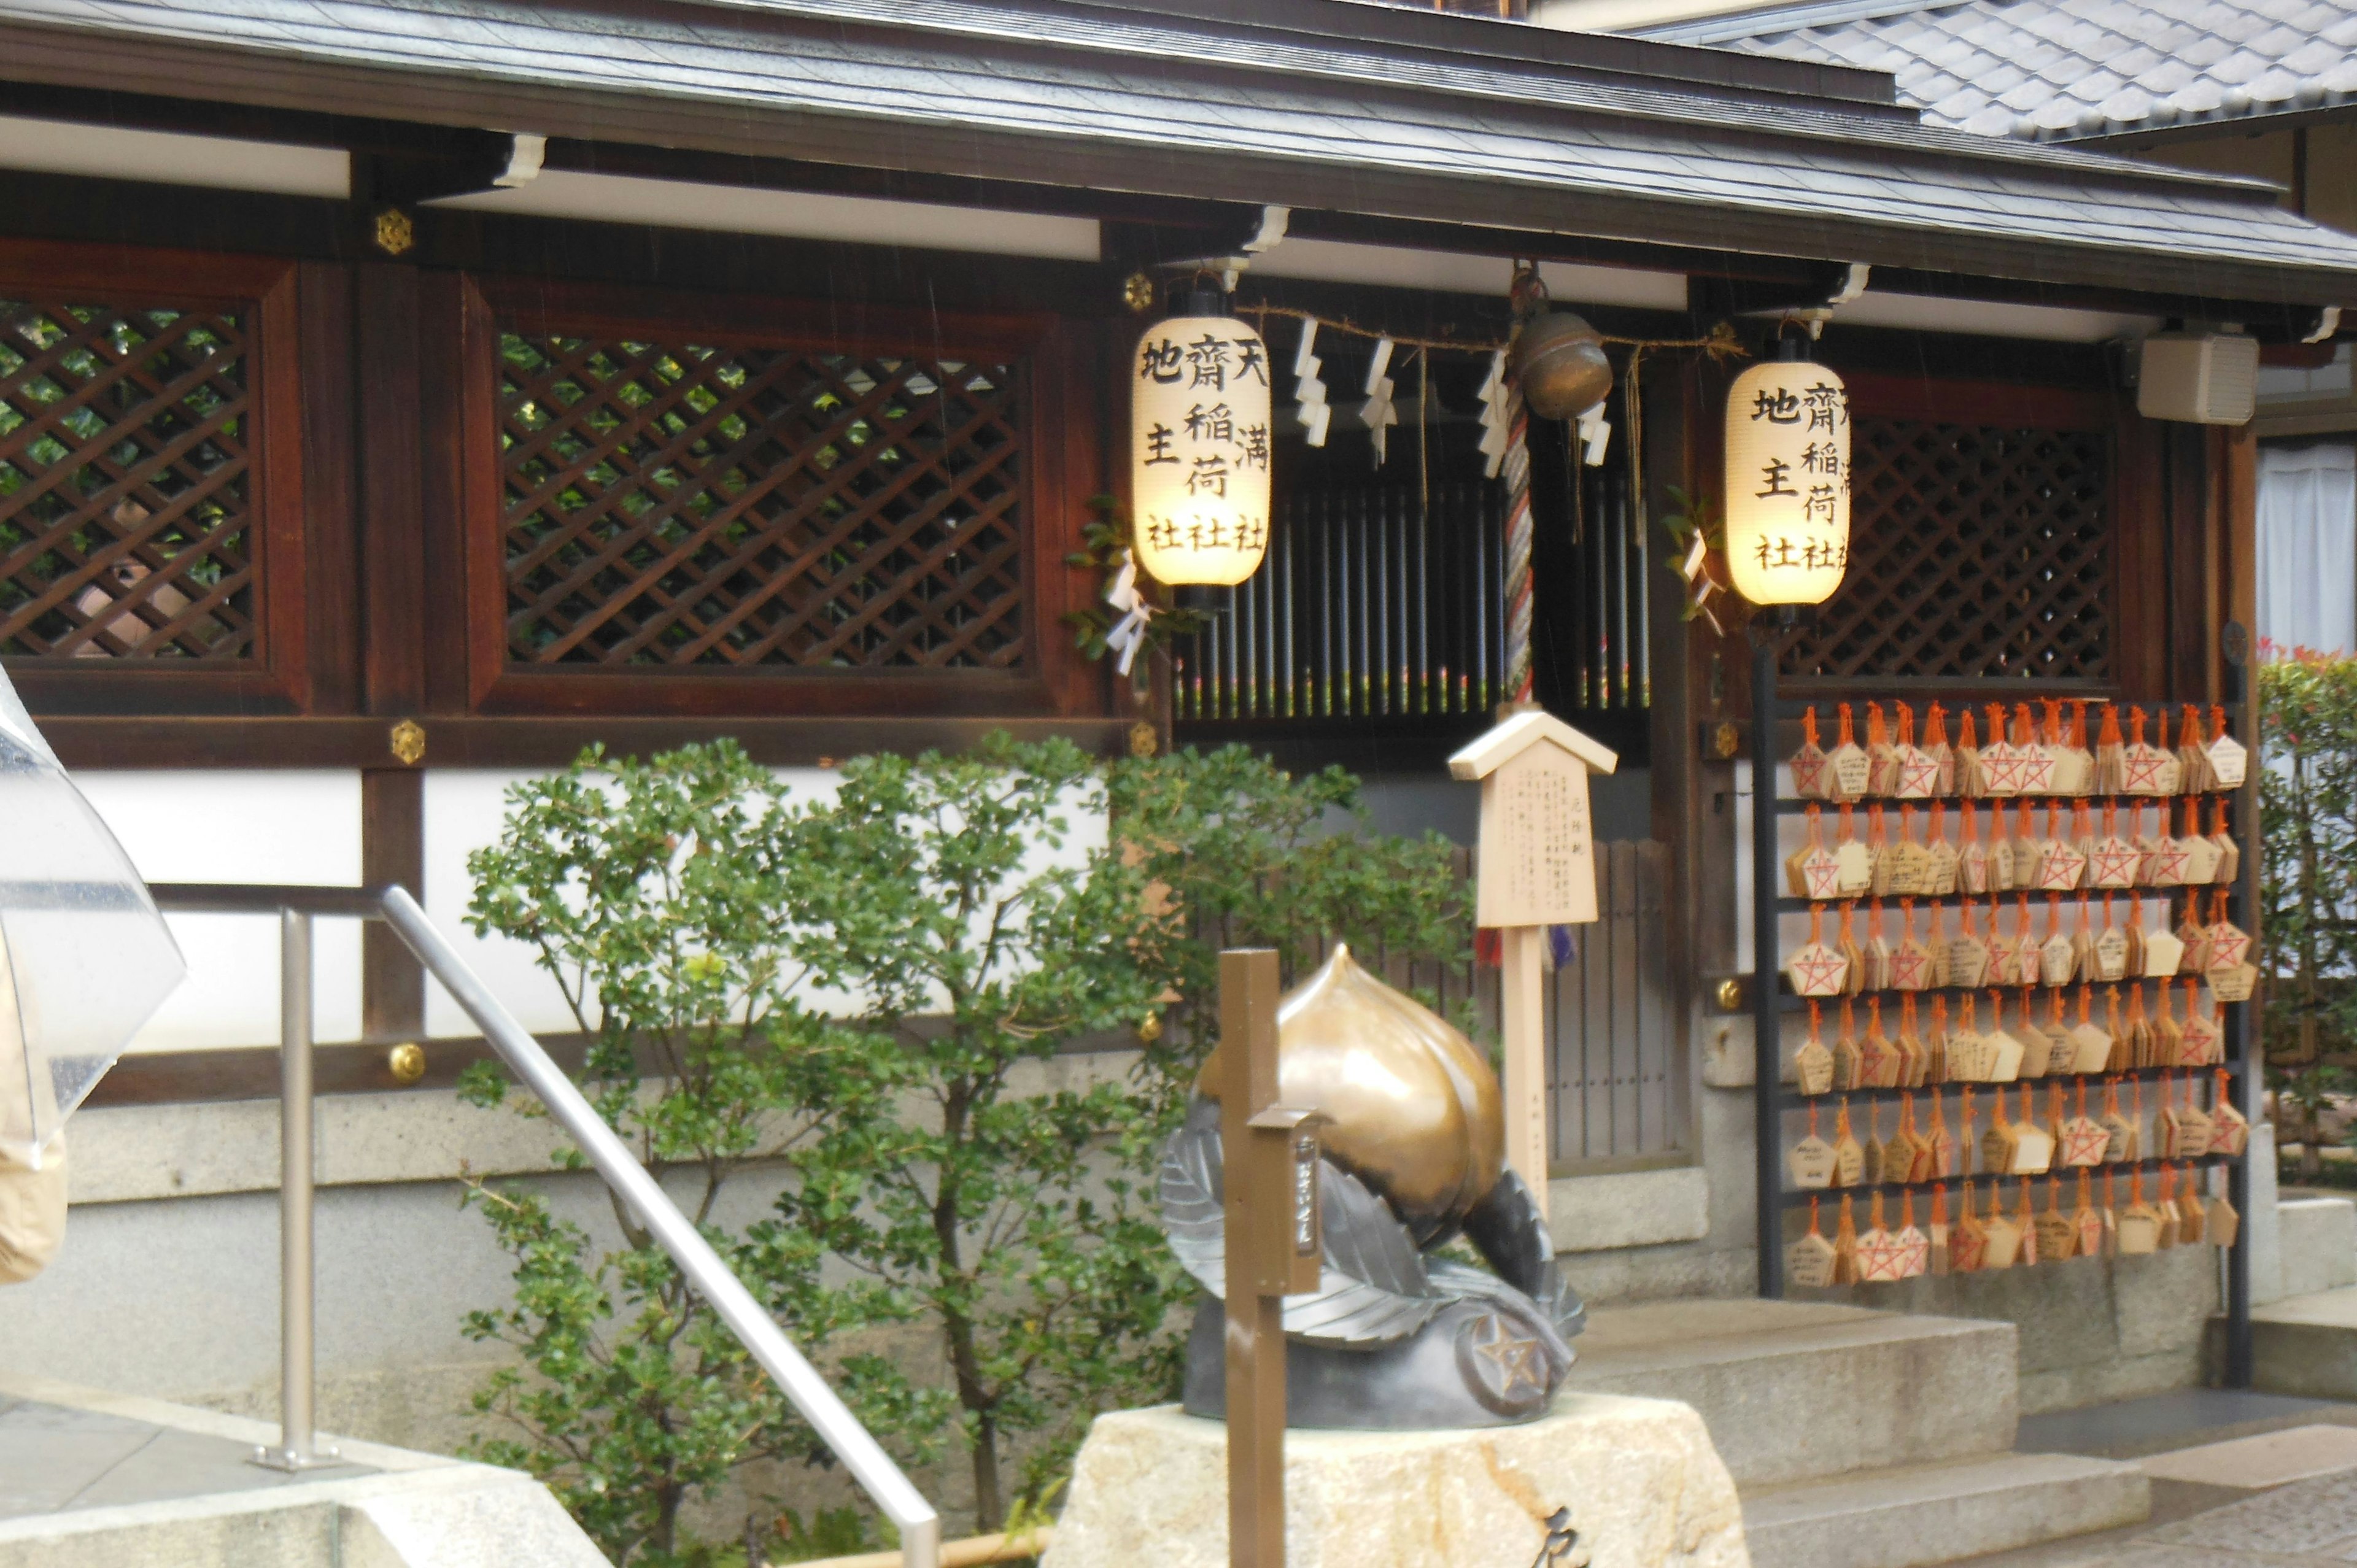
[356,261,428,1039]
[1220,948,1287,1568]
[361,770,424,1041]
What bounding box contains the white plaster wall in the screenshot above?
[75,771,364,1052]
[60,760,1121,1048]
[422,767,1108,1037]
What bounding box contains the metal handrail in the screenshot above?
[144,881,942,1568]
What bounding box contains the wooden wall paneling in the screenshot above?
[2164,423,2215,703]
[360,768,425,1042]
[252,261,312,709]
[1029,316,1113,719]
[2225,423,2259,666]
[355,262,427,720]
[296,260,359,714]
[417,269,474,715]
[454,273,508,715]
[2110,405,2172,702]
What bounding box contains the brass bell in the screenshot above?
[1508,309,1613,421]
[1503,263,1613,422]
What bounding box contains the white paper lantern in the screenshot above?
[1131,309,1273,587]
[1724,351,1852,606]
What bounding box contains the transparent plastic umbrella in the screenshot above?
[0,667,184,1169]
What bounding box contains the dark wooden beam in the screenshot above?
[360,769,426,1044]
[296,260,362,714]
[40,714,1138,769]
[356,263,427,716]
[85,1018,1139,1105]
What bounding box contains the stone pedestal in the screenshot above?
[1043,1392,1748,1568]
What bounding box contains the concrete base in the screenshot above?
[1562,1300,2016,1486]
[2248,1287,2357,1400]
[2277,1197,2357,1302]
[1044,1394,1747,1568]
[1742,1453,2150,1568]
[1549,1166,1711,1254]
[0,1373,605,1568]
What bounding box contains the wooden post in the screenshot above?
[1221,948,1283,1568]
[1449,711,1620,1218]
[1219,947,1322,1568]
[1500,923,1548,1211]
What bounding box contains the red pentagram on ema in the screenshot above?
[2089,840,2140,887]
[1787,942,1849,997]
[2123,750,2170,795]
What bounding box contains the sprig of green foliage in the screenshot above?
[1062,495,1212,695]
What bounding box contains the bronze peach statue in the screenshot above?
[1160,944,1584,1427]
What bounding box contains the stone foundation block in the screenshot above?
[1045,1394,1747,1568]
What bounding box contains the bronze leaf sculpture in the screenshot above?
[1161,945,1584,1427]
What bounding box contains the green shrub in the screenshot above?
[457,735,1471,1563]
[2261,649,2357,1176]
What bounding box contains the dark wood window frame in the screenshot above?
[443,274,1105,722]
[1776,369,2167,700]
[0,238,322,717]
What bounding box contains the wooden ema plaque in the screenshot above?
[1451,710,1621,1219]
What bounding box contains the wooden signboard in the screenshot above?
[1450,711,1620,1219]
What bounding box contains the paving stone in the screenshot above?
[2140,1425,2357,1490]
[2142,1467,2357,1556]
[0,1400,345,1521]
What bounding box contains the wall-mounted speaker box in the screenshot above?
[2135,331,2259,425]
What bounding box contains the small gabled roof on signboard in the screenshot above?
[1447,710,1620,781]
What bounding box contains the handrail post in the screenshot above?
[373,889,939,1567]
[251,907,338,1471]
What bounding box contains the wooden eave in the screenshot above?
[0,0,2353,307]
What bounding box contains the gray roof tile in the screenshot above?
[4,0,2356,303]
[1662,0,2357,141]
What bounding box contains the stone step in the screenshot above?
[2249,1286,2357,1400]
[1562,1299,2018,1486]
[1743,1451,2151,1568]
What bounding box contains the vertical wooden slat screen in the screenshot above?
[1172,481,1503,721]
[1200,839,1682,1172]
[1548,841,1678,1166]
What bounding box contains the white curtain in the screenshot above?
[2258,442,2357,657]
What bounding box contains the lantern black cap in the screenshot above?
[1172,280,1231,318]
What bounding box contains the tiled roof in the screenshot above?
[3,0,2357,303]
[1647,0,2357,141]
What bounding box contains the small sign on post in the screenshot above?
[1220,948,1325,1568]
[1449,711,1619,1220]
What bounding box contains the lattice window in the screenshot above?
[499,331,1026,671]
[0,299,254,659]
[1781,417,2112,682]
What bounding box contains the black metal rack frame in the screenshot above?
[1748,636,2260,1387]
